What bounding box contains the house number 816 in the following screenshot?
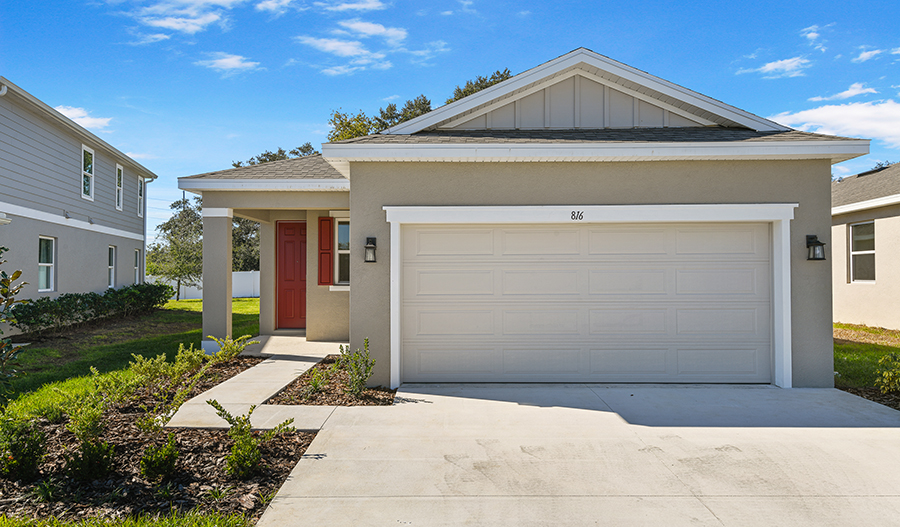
[571,211,584,220]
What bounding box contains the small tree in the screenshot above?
[0,246,29,392]
[147,198,203,301]
[446,69,512,104]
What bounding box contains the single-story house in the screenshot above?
[832,163,900,329]
[179,48,869,389]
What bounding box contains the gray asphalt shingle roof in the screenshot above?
[330,128,862,145]
[832,163,900,208]
[181,154,345,180]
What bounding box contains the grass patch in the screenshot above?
[7,298,259,402]
[0,510,251,526]
[834,322,900,388]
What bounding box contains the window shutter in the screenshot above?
[318,217,334,285]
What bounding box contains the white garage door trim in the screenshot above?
[384,204,798,389]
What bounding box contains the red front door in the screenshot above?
[277,222,306,329]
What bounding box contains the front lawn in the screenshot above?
[833,322,900,389]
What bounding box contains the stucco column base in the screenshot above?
[202,208,233,352]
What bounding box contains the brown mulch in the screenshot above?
[266,355,396,406]
[0,357,314,523]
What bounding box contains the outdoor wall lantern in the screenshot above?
[806,235,826,261]
[364,237,377,263]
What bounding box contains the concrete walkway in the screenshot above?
[258,384,900,526]
[166,335,345,430]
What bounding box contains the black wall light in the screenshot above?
[806,235,826,261]
[364,237,376,263]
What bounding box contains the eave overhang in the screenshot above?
[832,193,900,216]
[177,178,350,193]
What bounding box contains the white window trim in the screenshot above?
[137,177,144,218]
[108,246,116,289]
[334,219,350,286]
[115,164,124,211]
[383,204,798,390]
[81,145,95,201]
[134,248,141,284]
[38,236,55,292]
[849,221,875,283]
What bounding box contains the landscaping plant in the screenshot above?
[340,338,376,396]
[0,416,46,481]
[206,399,294,479]
[0,246,29,392]
[875,352,900,394]
[206,334,260,361]
[140,433,180,482]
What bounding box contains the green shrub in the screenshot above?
[206,399,294,480]
[0,246,30,392]
[0,417,46,481]
[875,352,900,394]
[306,368,329,396]
[65,439,115,482]
[140,433,179,482]
[341,338,375,396]
[207,335,260,363]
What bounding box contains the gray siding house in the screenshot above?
[0,77,157,303]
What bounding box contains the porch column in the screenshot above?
[202,207,233,354]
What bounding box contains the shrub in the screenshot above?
[65,439,115,482]
[207,335,260,363]
[0,246,29,392]
[206,400,294,480]
[0,417,46,481]
[140,433,179,482]
[342,338,375,396]
[306,368,329,396]
[875,353,900,394]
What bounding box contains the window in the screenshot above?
[81,145,94,200]
[38,237,55,292]
[137,177,144,218]
[850,222,875,282]
[134,249,141,284]
[335,220,350,285]
[108,246,116,289]
[115,164,124,211]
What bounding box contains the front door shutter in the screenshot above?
[318,217,334,285]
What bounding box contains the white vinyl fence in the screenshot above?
[148,271,260,299]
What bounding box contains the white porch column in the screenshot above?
[202,207,233,354]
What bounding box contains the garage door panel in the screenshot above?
[401,223,772,383]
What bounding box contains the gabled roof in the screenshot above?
[0,76,158,181]
[384,48,789,135]
[178,154,348,192]
[832,163,900,214]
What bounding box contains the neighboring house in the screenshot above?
[179,48,868,389]
[0,77,157,302]
[832,163,900,329]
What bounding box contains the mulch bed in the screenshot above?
[266,355,395,406]
[0,357,315,523]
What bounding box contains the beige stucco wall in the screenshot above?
[199,191,349,340]
[349,159,835,388]
[832,204,900,329]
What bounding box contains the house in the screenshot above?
[0,77,157,301]
[832,163,900,329]
[179,48,868,389]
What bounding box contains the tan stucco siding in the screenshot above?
[832,204,900,330]
[201,190,349,210]
[306,211,350,341]
[349,159,834,388]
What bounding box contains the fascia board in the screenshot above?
[832,193,900,215]
[177,178,350,192]
[323,140,870,164]
[0,76,159,181]
[385,49,789,134]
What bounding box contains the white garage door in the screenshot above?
[401,223,772,383]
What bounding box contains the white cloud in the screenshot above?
[852,48,884,63]
[194,52,261,75]
[54,106,113,130]
[255,0,299,14]
[771,100,900,148]
[800,24,830,52]
[736,56,811,78]
[124,151,157,159]
[141,12,221,33]
[338,19,406,46]
[458,0,476,13]
[408,40,449,62]
[296,36,379,58]
[314,0,386,11]
[382,94,400,101]
[129,33,171,45]
[809,83,878,101]
[518,10,530,16]
[440,10,452,15]
[127,0,248,35]
[893,48,900,55]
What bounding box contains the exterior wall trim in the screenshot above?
[832,193,900,215]
[383,203,798,389]
[0,200,144,241]
[179,179,349,192]
[203,208,233,218]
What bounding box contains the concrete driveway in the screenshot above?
[258,385,900,526]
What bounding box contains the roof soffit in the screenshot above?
[384,48,789,134]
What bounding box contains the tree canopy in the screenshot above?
[445,69,512,104]
[146,197,203,300]
[232,142,319,168]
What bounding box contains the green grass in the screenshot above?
[0,510,251,526]
[834,323,900,388]
[5,298,259,412]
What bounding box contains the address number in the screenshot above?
[571,211,584,220]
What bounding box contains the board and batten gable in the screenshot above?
[347,159,836,388]
[0,85,148,233]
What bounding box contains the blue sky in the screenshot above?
[3,0,899,235]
